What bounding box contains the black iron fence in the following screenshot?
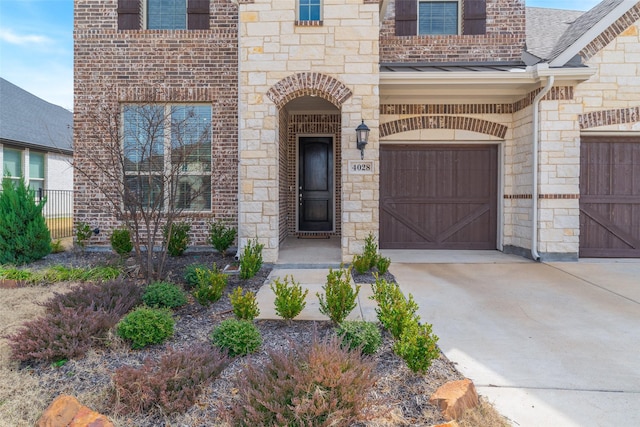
[36,189,74,239]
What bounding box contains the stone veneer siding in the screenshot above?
[380,0,526,63]
[73,0,239,246]
[238,0,380,263]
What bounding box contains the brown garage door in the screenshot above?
[580,136,640,257]
[380,144,497,249]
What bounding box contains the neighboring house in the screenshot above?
[0,78,74,221]
[73,0,639,261]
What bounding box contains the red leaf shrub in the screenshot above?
[6,279,142,363]
[225,333,380,426]
[112,344,229,415]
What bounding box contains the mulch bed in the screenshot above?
[22,250,464,426]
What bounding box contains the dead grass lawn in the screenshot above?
[0,283,73,426]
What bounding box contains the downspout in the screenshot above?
[531,74,554,261]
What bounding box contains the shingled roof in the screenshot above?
[525,0,639,67]
[526,7,584,61]
[0,78,73,154]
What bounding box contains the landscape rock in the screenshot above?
[429,378,479,420]
[36,394,113,427]
[432,422,460,427]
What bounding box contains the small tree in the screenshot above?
[0,177,51,264]
[73,95,213,281]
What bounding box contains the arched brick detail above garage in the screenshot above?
[380,116,508,139]
[579,106,640,129]
[266,73,353,109]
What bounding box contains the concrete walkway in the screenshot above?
[392,257,640,427]
[256,246,640,426]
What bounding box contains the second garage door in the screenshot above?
[580,136,640,257]
[380,144,498,249]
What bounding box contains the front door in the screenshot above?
[298,137,333,232]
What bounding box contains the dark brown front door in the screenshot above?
[298,137,333,232]
[580,136,640,257]
[380,144,498,249]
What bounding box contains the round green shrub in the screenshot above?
[211,319,262,357]
[184,263,207,289]
[117,307,175,349]
[143,281,187,309]
[337,320,382,355]
[110,227,133,256]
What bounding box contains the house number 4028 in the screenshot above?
[348,160,373,174]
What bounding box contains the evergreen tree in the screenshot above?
[0,177,51,264]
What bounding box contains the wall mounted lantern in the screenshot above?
[355,120,370,160]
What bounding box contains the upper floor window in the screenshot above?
[147,0,187,30]
[298,0,321,22]
[418,1,459,35]
[118,0,209,30]
[395,0,486,36]
[122,104,212,211]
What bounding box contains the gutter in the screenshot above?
[530,73,555,262]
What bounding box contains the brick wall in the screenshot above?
[380,0,526,63]
[73,0,239,246]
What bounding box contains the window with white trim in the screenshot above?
[3,147,22,187]
[418,1,459,35]
[122,104,212,211]
[298,0,322,22]
[28,152,45,193]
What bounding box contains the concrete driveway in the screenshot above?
[387,253,640,427]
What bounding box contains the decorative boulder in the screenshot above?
[429,379,479,421]
[36,394,113,427]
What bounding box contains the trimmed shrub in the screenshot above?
[239,238,263,279]
[211,319,262,357]
[270,275,308,322]
[337,321,382,355]
[317,266,360,324]
[208,220,237,257]
[117,307,175,349]
[110,227,133,256]
[143,281,187,309]
[74,221,93,251]
[225,333,379,426]
[376,255,391,275]
[163,221,190,257]
[370,277,419,340]
[184,263,207,289]
[113,344,229,415]
[229,286,260,321]
[192,264,227,306]
[393,321,440,374]
[0,177,51,264]
[351,233,391,276]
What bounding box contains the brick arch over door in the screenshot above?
[380,116,508,138]
[266,73,353,109]
[579,106,640,130]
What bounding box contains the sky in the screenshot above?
[0,0,605,112]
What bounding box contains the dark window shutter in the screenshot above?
[118,0,140,30]
[188,0,210,30]
[463,0,486,35]
[395,0,417,36]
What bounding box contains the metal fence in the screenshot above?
[37,189,74,239]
